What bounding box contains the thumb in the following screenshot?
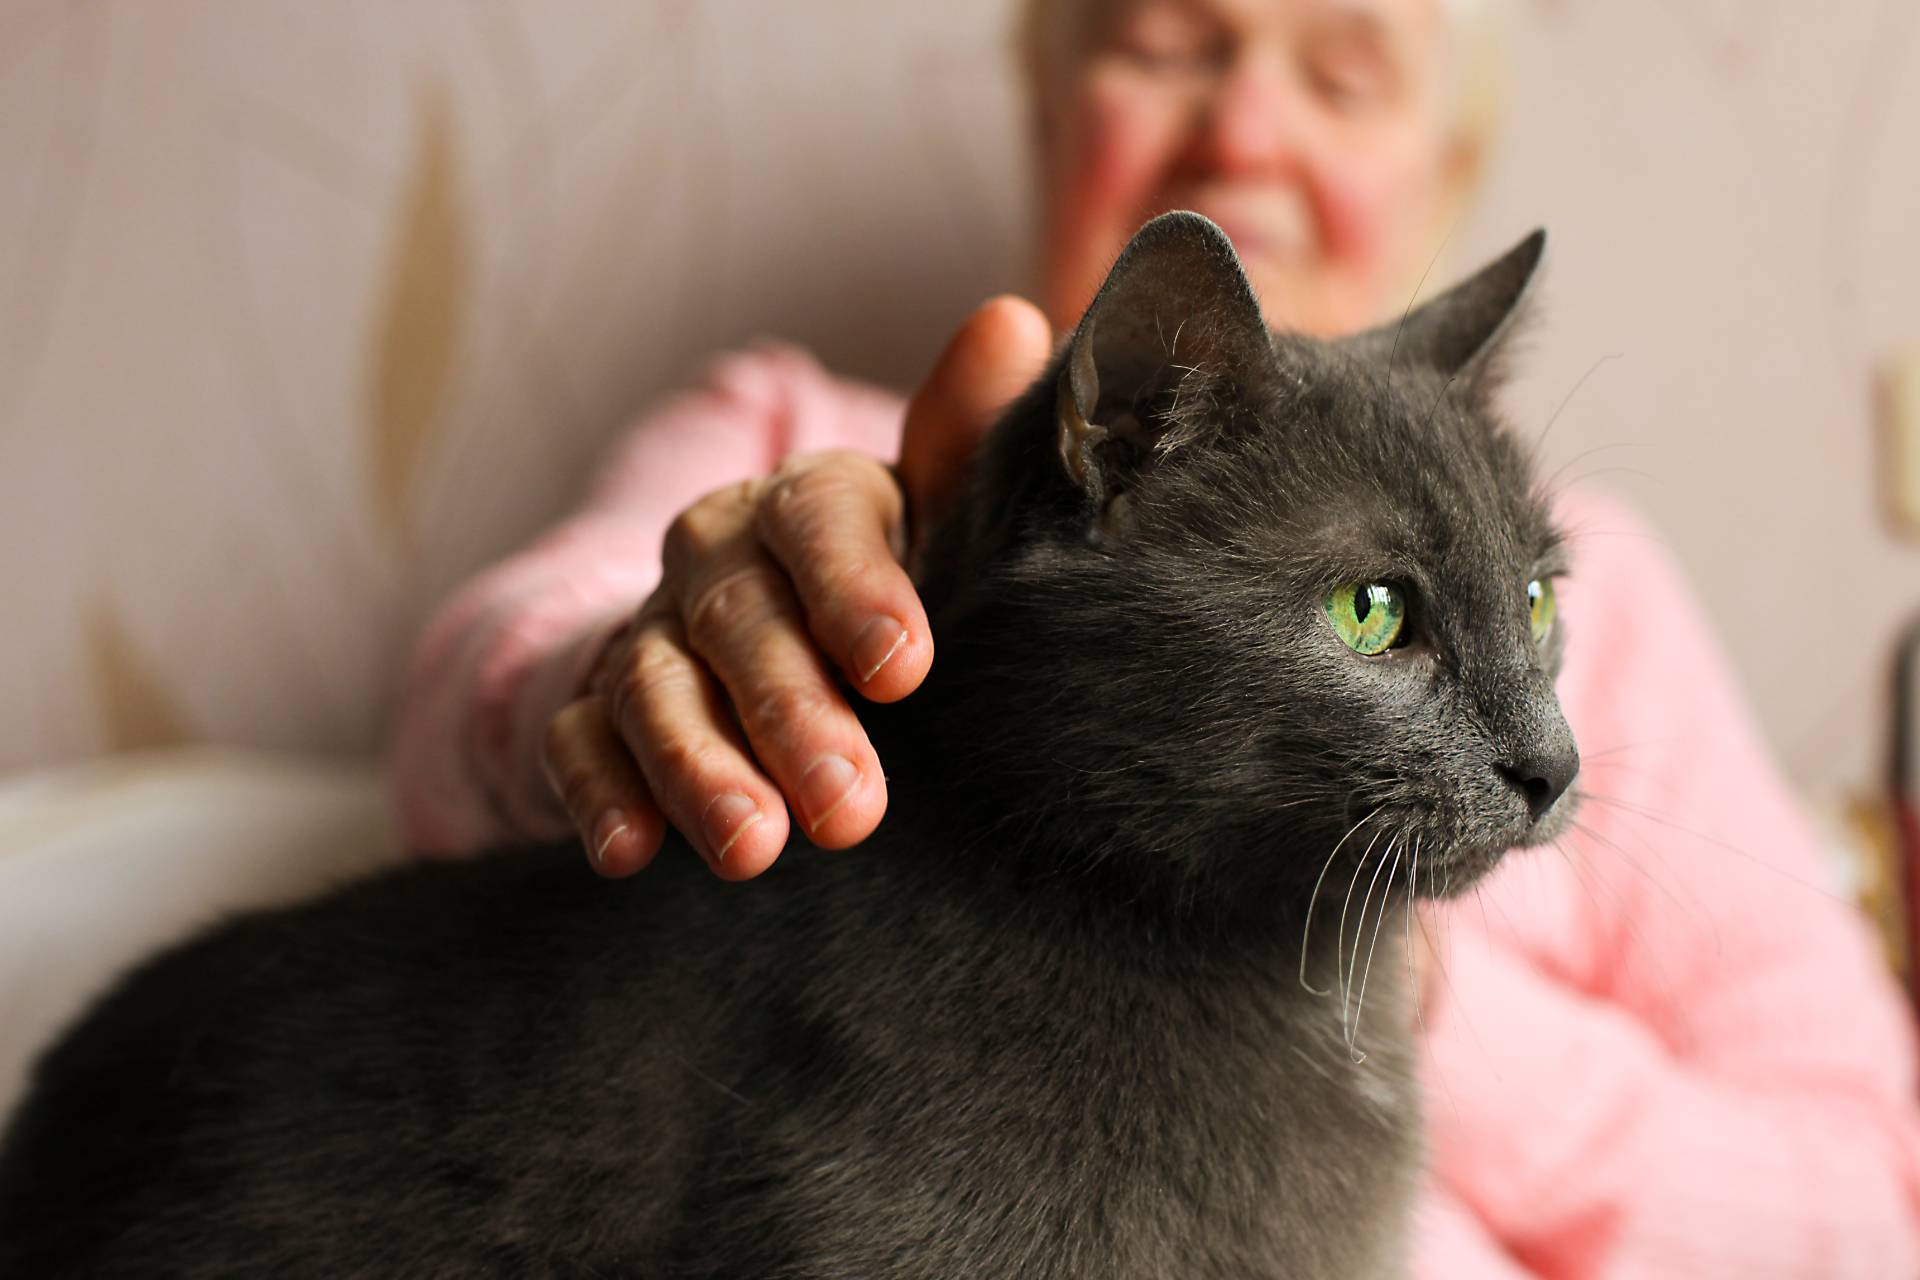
[897,295,1052,526]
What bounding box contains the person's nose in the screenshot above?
[1189,46,1308,179]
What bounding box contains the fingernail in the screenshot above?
[591,811,630,871]
[703,793,762,865]
[852,616,909,684]
[798,755,860,834]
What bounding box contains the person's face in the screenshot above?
[1038,0,1460,337]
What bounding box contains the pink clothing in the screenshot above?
[390,344,1920,1276]
[391,344,906,854]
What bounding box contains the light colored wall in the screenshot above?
[1462,1,1920,790]
[0,0,1030,766]
[0,0,1914,794]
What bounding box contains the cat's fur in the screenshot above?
[0,213,1577,1279]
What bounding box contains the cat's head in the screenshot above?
[912,212,1577,913]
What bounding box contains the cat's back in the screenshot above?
[0,841,747,1278]
[0,827,1415,1280]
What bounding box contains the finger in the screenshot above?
[897,294,1052,529]
[541,697,667,878]
[755,452,931,702]
[675,541,888,852]
[664,491,888,846]
[602,615,792,879]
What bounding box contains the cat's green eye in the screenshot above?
[1527,578,1557,645]
[1324,582,1407,656]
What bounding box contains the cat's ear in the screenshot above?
[1056,211,1272,508]
[1350,229,1546,391]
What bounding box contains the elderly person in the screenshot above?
[392,0,1920,1274]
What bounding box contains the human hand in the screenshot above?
[542,297,1052,879]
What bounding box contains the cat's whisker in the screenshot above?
[1560,737,1665,763]
[1343,831,1401,1052]
[1549,835,1683,1002]
[1562,804,1716,930]
[1475,874,1526,946]
[1563,815,1731,1006]
[1550,837,1634,943]
[1537,439,1657,499]
[1300,806,1383,996]
[1420,373,1459,432]
[1470,880,1495,943]
[1348,836,1408,1063]
[1334,829,1387,1015]
[1548,463,1661,495]
[1526,351,1622,462]
[1553,523,1675,548]
[1414,903,1505,1096]
[1574,789,1845,905]
[1388,224,1455,381]
[1339,829,1393,992]
[1404,838,1424,1034]
[1569,755,1660,783]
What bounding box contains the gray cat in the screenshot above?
[0,213,1577,1279]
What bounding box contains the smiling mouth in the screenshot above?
[1168,187,1314,265]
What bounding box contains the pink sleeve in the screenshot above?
[1412,1181,1539,1280]
[1416,494,1920,1278]
[388,343,906,855]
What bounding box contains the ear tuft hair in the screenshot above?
[1056,212,1273,508]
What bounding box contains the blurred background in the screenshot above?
[0,3,1914,889]
[1,0,1918,1150]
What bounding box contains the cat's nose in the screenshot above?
[1498,748,1578,822]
